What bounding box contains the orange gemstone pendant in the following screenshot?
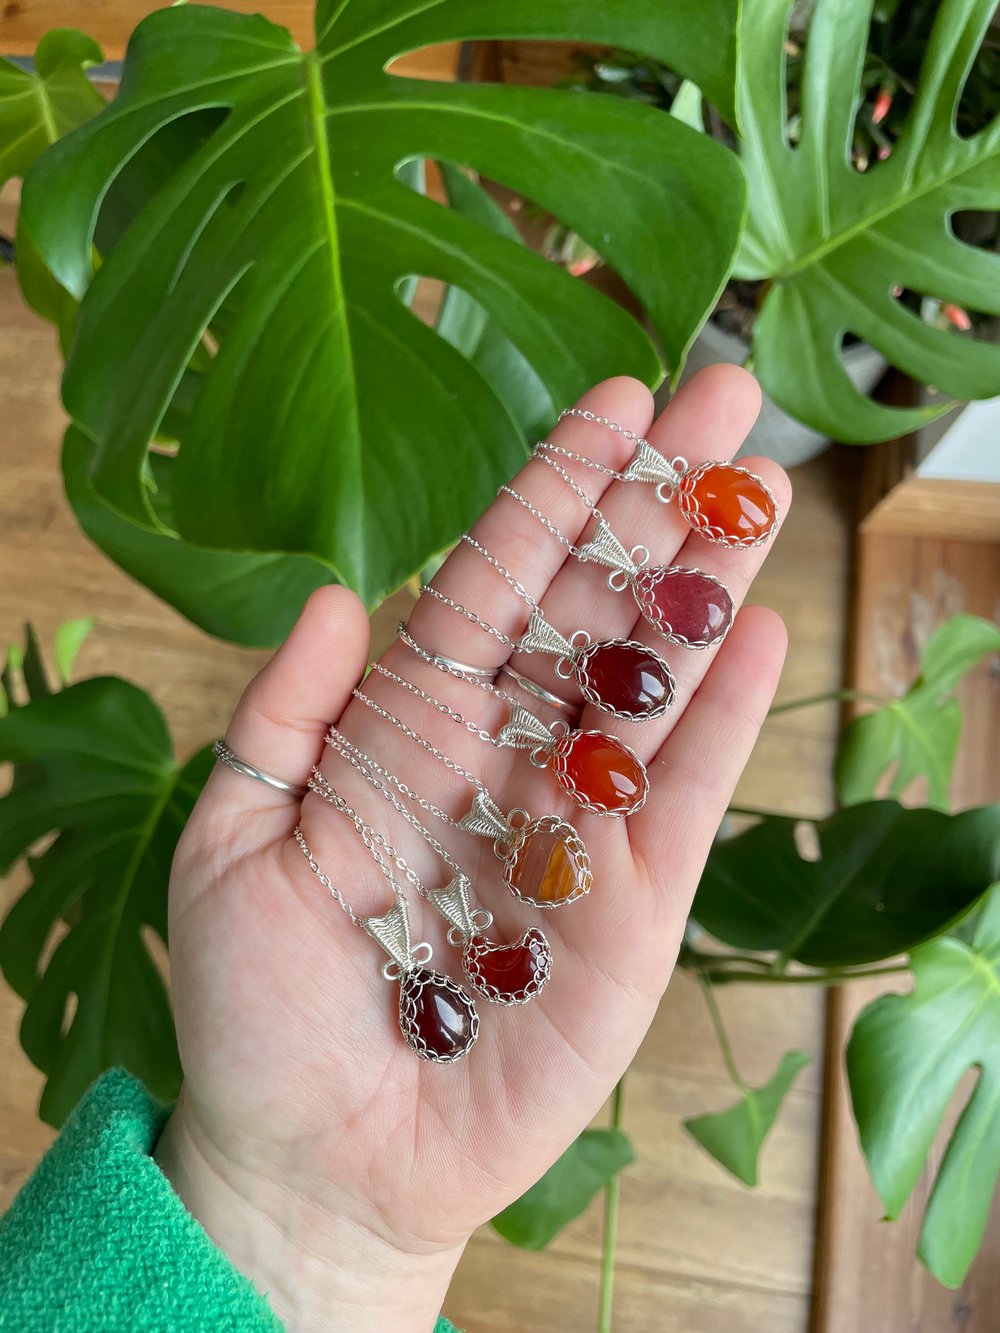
[548,730,649,816]
[677,462,777,548]
[503,815,592,909]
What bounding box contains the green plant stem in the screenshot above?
[703,963,911,987]
[725,804,789,821]
[599,1079,625,1333]
[698,970,750,1095]
[682,948,773,972]
[766,687,887,717]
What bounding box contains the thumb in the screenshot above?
[193,585,369,840]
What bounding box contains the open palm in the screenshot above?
[156,369,790,1331]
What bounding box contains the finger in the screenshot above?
[197,586,370,833]
[504,364,765,711]
[398,375,654,680]
[573,452,791,760]
[632,604,788,908]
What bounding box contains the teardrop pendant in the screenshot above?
[361,899,479,1063]
[676,462,777,548]
[573,638,675,720]
[548,730,649,815]
[631,566,734,648]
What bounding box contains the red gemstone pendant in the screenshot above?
[632,566,734,648]
[548,730,649,816]
[677,462,777,548]
[399,967,480,1061]
[574,638,675,720]
[464,929,552,1005]
[361,899,479,1063]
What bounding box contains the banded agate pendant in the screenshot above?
[457,795,593,910]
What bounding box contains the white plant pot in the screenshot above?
[659,319,889,468]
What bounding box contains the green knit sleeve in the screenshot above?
[0,1070,462,1333]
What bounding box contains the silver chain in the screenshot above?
[322,730,464,876]
[326,725,462,830]
[535,441,628,480]
[293,827,364,925]
[398,624,518,706]
[498,484,580,554]
[460,533,539,609]
[557,406,649,446]
[419,582,517,648]
[554,408,688,474]
[351,686,489,796]
[367,660,499,744]
[306,770,431,903]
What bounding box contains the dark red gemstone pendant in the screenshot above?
[399,967,480,1063]
[632,566,734,648]
[548,730,649,816]
[573,638,675,720]
[464,928,552,1005]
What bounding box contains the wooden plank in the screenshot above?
[863,476,1000,544]
[812,521,1000,1333]
[1,2,461,77]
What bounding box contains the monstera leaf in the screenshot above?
[0,643,207,1124]
[0,31,105,332]
[847,886,1000,1286]
[21,1,745,609]
[836,614,1000,809]
[694,802,1000,967]
[737,0,1000,442]
[492,1127,635,1249]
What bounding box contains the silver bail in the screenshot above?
[495,702,558,752]
[623,437,682,490]
[360,899,414,971]
[427,874,476,938]
[457,789,513,842]
[515,608,576,661]
[576,520,638,578]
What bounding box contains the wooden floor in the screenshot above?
[0,179,860,1329]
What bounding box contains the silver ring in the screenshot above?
[212,740,307,797]
[430,652,498,681]
[499,665,579,716]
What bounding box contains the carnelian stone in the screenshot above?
[679,463,776,544]
[466,929,551,1001]
[400,968,477,1060]
[552,731,648,815]
[576,639,675,719]
[506,822,589,906]
[633,567,733,647]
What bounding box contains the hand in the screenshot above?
[154,369,790,1332]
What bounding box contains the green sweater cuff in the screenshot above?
[0,1069,460,1333]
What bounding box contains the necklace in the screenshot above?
[314,742,552,1006]
[552,408,779,548]
[347,690,592,909]
[502,455,734,650]
[382,645,649,818]
[292,820,478,1063]
[420,536,675,722]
